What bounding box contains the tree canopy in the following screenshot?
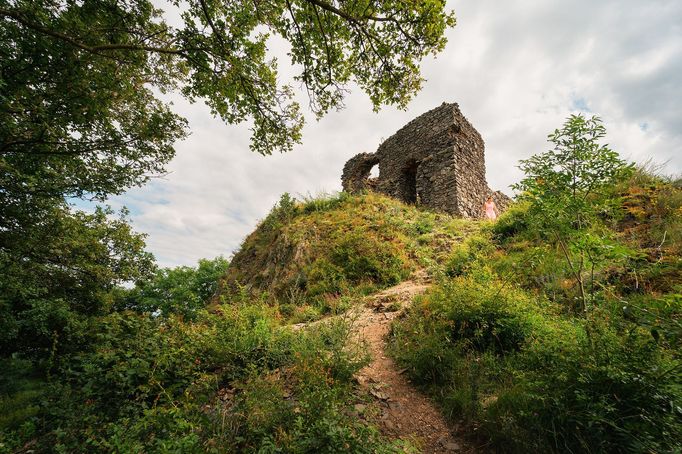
[0,0,455,358]
[115,256,230,319]
[1,0,455,208]
[0,205,155,358]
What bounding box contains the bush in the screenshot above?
[444,234,496,277]
[116,257,230,319]
[328,232,409,286]
[261,192,299,233]
[490,202,531,242]
[390,264,682,453]
[390,274,557,385]
[510,310,682,453]
[1,304,397,453]
[306,258,350,297]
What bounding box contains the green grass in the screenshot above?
[220,192,479,321]
[0,305,408,453]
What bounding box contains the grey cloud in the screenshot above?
[113,0,682,267]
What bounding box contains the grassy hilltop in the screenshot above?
[1,171,681,452]
[217,192,477,322]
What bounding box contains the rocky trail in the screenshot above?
[299,272,474,453]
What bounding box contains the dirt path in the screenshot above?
[293,271,473,452]
[348,273,471,453]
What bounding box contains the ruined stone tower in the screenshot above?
[341,102,509,218]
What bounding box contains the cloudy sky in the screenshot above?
[109,0,682,267]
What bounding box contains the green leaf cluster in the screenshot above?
[390,232,682,452]
[0,205,155,359]
[512,114,635,311]
[115,256,230,319]
[1,305,398,452]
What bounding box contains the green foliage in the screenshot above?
[514,115,633,228]
[299,191,352,214]
[412,213,435,235]
[621,293,682,348]
[513,114,635,311]
[0,205,155,359]
[221,318,392,453]
[304,230,409,300]
[0,359,43,437]
[390,167,682,452]
[490,202,530,242]
[224,192,477,317]
[390,270,682,452]
[444,234,495,277]
[1,0,456,185]
[261,192,299,233]
[328,231,407,285]
[516,311,681,453]
[117,257,230,319]
[1,304,397,452]
[306,257,351,297]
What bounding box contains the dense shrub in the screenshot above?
[490,202,531,242]
[327,232,409,286]
[0,304,397,453]
[516,313,681,452]
[391,196,682,453]
[115,257,230,319]
[390,274,682,452]
[444,234,496,277]
[0,206,155,360]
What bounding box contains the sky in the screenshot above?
[109,0,682,267]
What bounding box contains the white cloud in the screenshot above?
[112,0,682,267]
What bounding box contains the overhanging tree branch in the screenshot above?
[0,9,184,55]
[301,0,394,23]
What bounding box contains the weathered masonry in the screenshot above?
[341,102,510,218]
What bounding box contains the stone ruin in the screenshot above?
[341,102,510,218]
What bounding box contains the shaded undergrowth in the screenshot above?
[1,302,407,453]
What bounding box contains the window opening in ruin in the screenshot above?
[402,160,419,204]
[369,164,379,179]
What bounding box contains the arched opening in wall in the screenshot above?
[343,154,380,193]
[401,160,419,204]
[369,164,379,179]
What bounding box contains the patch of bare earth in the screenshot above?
[349,272,473,453]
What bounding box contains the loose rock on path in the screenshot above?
[293,271,475,452]
[350,273,472,453]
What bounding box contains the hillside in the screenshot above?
[216,192,479,322]
[388,169,682,452]
[2,175,680,453]
[0,192,483,453]
[210,167,682,452]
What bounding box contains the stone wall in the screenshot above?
[341,102,510,218]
